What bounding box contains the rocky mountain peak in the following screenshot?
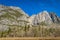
[0,5,29,31]
[29,11,60,25]
[29,11,53,25]
[0,5,60,37]
[0,5,60,31]
[49,12,60,23]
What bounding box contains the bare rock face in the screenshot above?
[29,11,53,25]
[0,5,29,31]
[49,12,60,23]
[28,15,36,25]
[0,5,60,32]
[28,11,60,25]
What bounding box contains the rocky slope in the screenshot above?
[0,5,29,31]
[0,5,60,37]
[49,12,60,23]
[0,5,60,27]
[29,11,60,25]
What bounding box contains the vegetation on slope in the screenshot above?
[0,22,60,37]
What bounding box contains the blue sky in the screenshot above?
[0,0,60,16]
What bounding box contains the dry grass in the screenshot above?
[0,37,60,40]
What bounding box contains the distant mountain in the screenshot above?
[0,5,29,31]
[49,12,60,23]
[0,5,60,37]
[29,11,60,25]
[0,5,60,31]
[29,11,52,25]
